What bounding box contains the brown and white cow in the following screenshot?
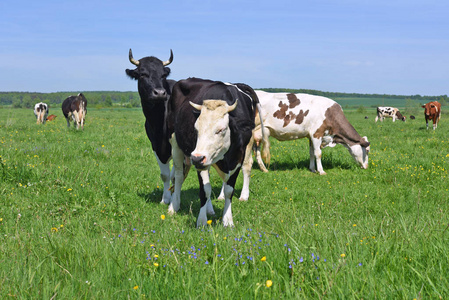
[34,102,49,124]
[422,101,441,130]
[225,91,370,201]
[46,114,57,121]
[62,93,87,130]
[375,106,406,122]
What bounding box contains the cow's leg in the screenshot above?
[196,170,215,227]
[66,117,70,128]
[256,127,271,173]
[433,119,437,130]
[310,138,326,175]
[308,139,316,173]
[222,170,240,227]
[168,135,184,214]
[155,153,171,205]
[375,115,378,122]
[426,118,429,130]
[239,137,255,201]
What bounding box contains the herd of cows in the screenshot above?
[31,49,442,226]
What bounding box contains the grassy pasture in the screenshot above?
[1,107,448,299]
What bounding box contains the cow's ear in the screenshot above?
[126,69,139,80]
[421,105,426,108]
[163,67,171,77]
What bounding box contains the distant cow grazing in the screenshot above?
[62,93,87,129]
[375,106,406,122]
[167,78,261,227]
[241,91,370,200]
[34,102,49,124]
[46,114,57,121]
[410,115,415,120]
[125,49,176,205]
[422,101,441,130]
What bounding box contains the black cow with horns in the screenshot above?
[125,49,177,205]
[166,78,263,227]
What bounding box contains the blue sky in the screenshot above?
[1,0,448,95]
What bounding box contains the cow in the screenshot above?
[375,106,406,122]
[422,101,441,130]
[62,93,87,129]
[34,102,49,124]
[46,114,57,121]
[237,91,370,199]
[410,115,415,120]
[167,78,261,227]
[125,49,177,205]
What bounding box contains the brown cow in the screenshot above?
[422,101,441,130]
[46,114,57,121]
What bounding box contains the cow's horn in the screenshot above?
[162,49,173,66]
[228,100,238,112]
[190,101,202,111]
[129,49,140,66]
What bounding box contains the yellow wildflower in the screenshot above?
[133,285,138,290]
[261,256,266,262]
[161,214,165,220]
[340,253,346,258]
[266,280,273,287]
[207,220,212,225]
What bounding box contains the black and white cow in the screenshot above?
[125,49,177,205]
[167,78,261,227]
[62,93,87,129]
[34,102,49,124]
[375,106,406,122]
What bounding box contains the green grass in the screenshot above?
[1,107,448,299]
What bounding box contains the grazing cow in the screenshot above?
[46,114,57,121]
[364,116,369,119]
[34,102,49,124]
[167,78,261,227]
[62,93,87,129]
[422,101,441,130]
[248,90,370,182]
[125,49,177,204]
[410,115,415,120]
[375,106,406,122]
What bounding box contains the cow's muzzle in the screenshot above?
[191,154,207,170]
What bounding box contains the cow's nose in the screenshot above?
[152,88,167,98]
[191,154,206,168]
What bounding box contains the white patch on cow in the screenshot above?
[190,100,237,168]
[197,205,208,227]
[169,133,185,214]
[199,170,216,216]
[222,184,234,227]
[155,152,172,205]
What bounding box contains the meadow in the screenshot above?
[1,106,448,299]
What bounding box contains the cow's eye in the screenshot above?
[215,128,226,134]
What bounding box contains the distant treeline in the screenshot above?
[0,91,141,108]
[0,89,447,109]
[261,88,447,102]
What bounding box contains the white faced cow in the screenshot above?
[375,106,406,122]
[34,102,49,124]
[167,78,261,227]
[228,91,370,201]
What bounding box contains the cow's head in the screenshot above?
[346,136,370,169]
[190,100,238,170]
[126,49,173,102]
[422,103,438,117]
[395,110,406,122]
